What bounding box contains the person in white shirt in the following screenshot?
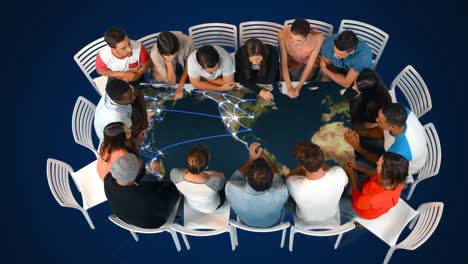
[187,45,236,91]
[170,144,225,213]
[286,142,348,226]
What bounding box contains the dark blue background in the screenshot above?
[11,0,467,263]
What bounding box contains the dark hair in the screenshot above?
[99,122,135,162]
[156,32,180,56]
[356,68,381,93]
[186,144,210,174]
[380,152,409,189]
[106,79,131,101]
[334,30,358,52]
[293,142,324,173]
[246,158,273,192]
[104,27,127,48]
[196,45,220,69]
[291,19,311,37]
[241,38,269,80]
[382,103,408,127]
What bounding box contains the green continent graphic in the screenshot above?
[321,96,350,122]
[311,122,355,166]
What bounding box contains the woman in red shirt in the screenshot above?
[342,152,409,219]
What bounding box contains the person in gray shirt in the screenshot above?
[226,142,289,228]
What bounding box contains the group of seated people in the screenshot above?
[91,20,429,229]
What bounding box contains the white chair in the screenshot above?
[381,202,444,264]
[189,23,238,51]
[47,158,107,229]
[239,21,284,47]
[170,199,236,250]
[406,123,441,200]
[338,19,389,69]
[137,31,183,51]
[389,65,432,118]
[289,214,356,252]
[72,96,98,158]
[229,217,290,250]
[108,197,185,251]
[73,37,108,95]
[284,19,334,36]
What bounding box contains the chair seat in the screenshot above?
[71,160,107,210]
[93,76,108,96]
[183,199,230,230]
[353,198,419,246]
[229,219,290,232]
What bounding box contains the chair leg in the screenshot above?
[334,233,343,250]
[81,210,95,230]
[289,228,295,252]
[233,226,238,246]
[168,230,181,252]
[181,233,190,250]
[229,226,237,251]
[383,247,396,264]
[130,231,139,241]
[280,228,287,248]
[406,183,417,200]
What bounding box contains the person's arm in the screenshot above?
[320,63,359,88]
[278,33,293,93]
[345,130,380,164]
[132,60,150,81]
[97,68,136,82]
[356,126,384,139]
[174,69,189,100]
[344,161,358,191]
[239,142,263,177]
[204,74,235,85]
[165,56,177,86]
[296,34,324,93]
[189,76,234,91]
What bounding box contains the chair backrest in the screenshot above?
[137,31,183,51]
[338,19,389,68]
[354,198,419,247]
[239,21,284,47]
[46,158,81,210]
[395,202,444,250]
[284,19,334,36]
[189,23,238,52]
[72,160,107,210]
[390,65,432,118]
[417,123,441,182]
[72,96,98,158]
[73,37,107,94]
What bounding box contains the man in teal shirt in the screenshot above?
[320,30,373,88]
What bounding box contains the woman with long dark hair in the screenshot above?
[97,122,145,180]
[235,38,279,101]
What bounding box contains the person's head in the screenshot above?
[106,79,136,104]
[290,19,311,45]
[100,122,133,162]
[293,142,324,173]
[376,103,408,130]
[333,30,358,59]
[242,38,269,79]
[196,45,220,74]
[353,68,384,93]
[104,27,133,57]
[376,152,409,189]
[156,32,180,56]
[186,144,210,174]
[110,153,140,185]
[245,158,273,192]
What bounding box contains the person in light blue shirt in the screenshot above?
[319,30,373,88]
[225,142,289,228]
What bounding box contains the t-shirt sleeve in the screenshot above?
[96,52,108,71]
[170,168,185,184]
[387,137,413,162]
[139,45,150,64]
[187,53,200,78]
[205,173,225,192]
[320,36,335,60]
[350,54,373,73]
[220,50,235,76]
[229,170,245,181]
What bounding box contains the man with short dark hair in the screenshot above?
[345,103,427,175]
[187,45,235,91]
[225,142,289,228]
[319,30,372,88]
[286,142,348,226]
[96,27,150,87]
[104,153,179,228]
[150,31,194,100]
[94,79,147,144]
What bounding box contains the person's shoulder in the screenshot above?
[170,168,185,182]
[278,27,289,39]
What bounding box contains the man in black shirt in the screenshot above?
[104,153,179,228]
